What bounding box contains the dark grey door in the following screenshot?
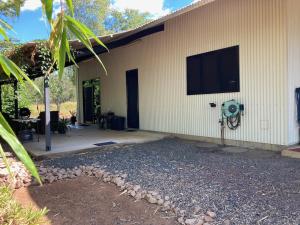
[83,85,94,123]
[126,69,139,129]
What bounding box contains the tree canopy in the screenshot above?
[106,9,152,33]
[69,0,152,37]
[0,0,24,18]
[70,0,110,37]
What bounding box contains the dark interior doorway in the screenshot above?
[83,79,100,123]
[126,69,139,129]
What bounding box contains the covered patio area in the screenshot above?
[23,125,168,158]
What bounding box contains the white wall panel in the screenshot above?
[78,0,289,146]
[287,0,300,145]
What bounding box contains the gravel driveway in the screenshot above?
[41,138,300,225]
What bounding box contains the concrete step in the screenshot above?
[282,147,300,159]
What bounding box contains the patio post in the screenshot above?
[13,81,18,119]
[44,76,51,151]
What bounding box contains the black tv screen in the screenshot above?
[187,46,240,95]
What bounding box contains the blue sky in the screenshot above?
[5,0,195,43]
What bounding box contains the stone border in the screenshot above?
[38,164,217,225]
[0,155,32,189]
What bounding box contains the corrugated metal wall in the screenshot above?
[287,0,300,145]
[79,0,289,146]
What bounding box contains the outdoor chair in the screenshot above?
[36,111,59,134]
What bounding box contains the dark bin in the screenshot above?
[111,116,125,131]
[19,129,33,142]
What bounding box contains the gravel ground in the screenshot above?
[41,138,300,225]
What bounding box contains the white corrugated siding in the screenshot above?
[287,0,300,145]
[78,0,289,146]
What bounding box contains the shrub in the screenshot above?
[0,186,48,225]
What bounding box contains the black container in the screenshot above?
[111,116,125,131]
[19,129,33,142]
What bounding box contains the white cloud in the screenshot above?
[193,0,204,4]
[112,0,170,17]
[21,0,42,11]
[21,0,60,11]
[24,0,170,19]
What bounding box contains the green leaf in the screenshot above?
[42,0,53,23]
[65,35,78,67]
[65,0,74,17]
[58,28,67,79]
[0,112,15,136]
[65,15,108,51]
[0,145,13,180]
[0,19,13,31]
[13,0,22,15]
[0,55,41,95]
[66,18,107,74]
[0,26,9,41]
[0,121,41,184]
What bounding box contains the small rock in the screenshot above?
[120,173,127,178]
[177,217,184,224]
[157,198,164,205]
[147,196,158,204]
[129,190,136,197]
[206,210,216,218]
[223,219,230,225]
[74,169,81,176]
[185,218,197,225]
[135,192,142,200]
[180,210,186,216]
[39,167,47,174]
[46,175,55,183]
[195,219,204,225]
[163,201,170,207]
[116,178,125,187]
[133,185,141,192]
[204,215,214,222]
[193,206,201,214]
[94,171,103,178]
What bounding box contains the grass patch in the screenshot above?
[0,186,47,225]
[29,101,77,118]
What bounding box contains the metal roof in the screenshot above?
[0,0,215,84]
[69,0,215,49]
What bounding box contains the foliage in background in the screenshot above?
[70,0,110,37]
[0,0,25,18]
[69,0,152,36]
[32,68,76,111]
[106,9,152,33]
[0,186,47,225]
[29,101,76,118]
[49,72,75,111]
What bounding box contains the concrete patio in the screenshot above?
[24,125,168,158]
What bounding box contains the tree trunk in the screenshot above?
[56,103,60,112]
